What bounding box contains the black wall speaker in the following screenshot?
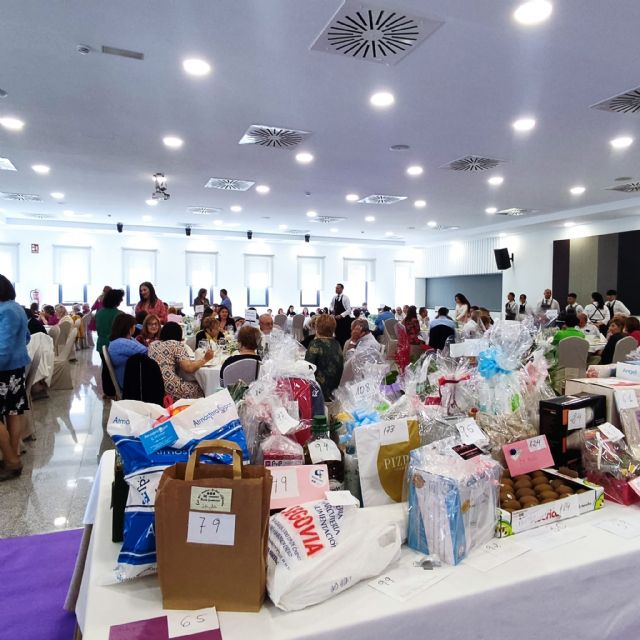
[494,247,513,270]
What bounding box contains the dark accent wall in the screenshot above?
[552,239,570,305]
[617,230,640,315]
[596,234,619,295]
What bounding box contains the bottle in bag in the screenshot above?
[303,415,345,490]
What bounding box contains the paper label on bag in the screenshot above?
[595,518,640,539]
[190,487,232,513]
[139,420,178,455]
[464,539,530,572]
[615,389,639,411]
[368,566,451,602]
[270,467,299,499]
[308,439,341,464]
[273,406,299,435]
[597,422,625,442]
[379,419,409,446]
[270,464,329,510]
[503,435,554,476]
[456,418,487,445]
[325,490,359,506]
[167,608,220,639]
[187,512,235,545]
[567,408,586,431]
[527,435,547,453]
[347,379,376,405]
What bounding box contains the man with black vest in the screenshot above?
[606,289,630,318]
[330,283,352,346]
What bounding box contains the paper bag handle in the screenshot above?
[185,439,243,481]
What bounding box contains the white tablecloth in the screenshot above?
[77,450,640,640]
[27,332,55,386]
[194,363,222,395]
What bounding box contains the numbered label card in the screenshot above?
[347,379,376,405]
[595,518,640,540]
[325,490,359,507]
[187,512,235,546]
[139,420,179,456]
[273,406,299,435]
[269,464,330,510]
[167,608,220,639]
[502,435,554,476]
[270,467,300,500]
[456,418,487,446]
[464,539,530,573]
[597,422,625,442]
[567,408,586,431]
[308,439,341,464]
[379,419,409,446]
[615,389,639,411]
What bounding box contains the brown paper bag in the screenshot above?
[155,439,272,611]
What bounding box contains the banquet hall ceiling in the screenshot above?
[1,0,640,244]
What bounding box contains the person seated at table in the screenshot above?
[462,310,485,338]
[598,317,626,365]
[577,312,600,338]
[166,306,183,324]
[286,305,296,317]
[403,305,422,345]
[345,318,380,361]
[201,306,214,322]
[195,316,224,346]
[217,306,236,333]
[259,313,274,336]
[107,314,148,388]
[24,307,46,335]
[133,310,147,336]
[305,314,343,401]
[40,305,58,326]
[193,288,210,310]
[418,307,430,332]
[136,313,161,347]
[302,307,310,317]
[219,326,261,387]
[625,316,640,346]
[55,304,73,326]
[430,307,456,330]
[277,308,285,316]
[235,317,245,331]
[551,314,585,346]
[374,305,395,337]
[148,322,212,400]
[135,281,167,324]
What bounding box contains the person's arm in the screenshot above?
[602,306,611,324]
[131,340,148,356]
[552,300,560,311]
[305,342,319,367]
[618,301,631,316]
[179,350,213,373]
[340,295,352,317]
[155,300,168,324]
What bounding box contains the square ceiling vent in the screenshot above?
[311,216,347,224]
[187,207,223,215]
[591,85,640,115]
[239,124,312,149]
[607,182,640,193]
[0,191,41,202]
[497,208,533,217]
[204,178,255,191]
[358,194,407,204]
[311,1,444,65]
[440,155,504,171]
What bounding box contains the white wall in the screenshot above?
[2,224,426,312]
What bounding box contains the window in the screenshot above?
[122,249,156,305]
[297,256,324,307]
[0,243,19,285]
[343,258,375,307]
[186,251,217,305]
[394,261,415,307]
[244,254,273,308]
[53,246,91,304]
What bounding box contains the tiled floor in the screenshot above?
[0,348,114,538]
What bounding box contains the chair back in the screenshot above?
[57,320,72,351]
[221,358,260,387]
[48,325,61,353]
[339,357,355,385]
[186,335,197,351]
[395,322,411,371]
[274,314,287,330]
[612,336,638,364]
[102,345,123,400]
[429,324,455,351]
[24,350,42,394]
[57,328,78,361]
[384,318,398,339]
[557,337,589,374]
[81,313,94,347]
[291,314,305,341]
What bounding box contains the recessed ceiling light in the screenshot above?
[488,176,504,186]
[485,207,498,214]
[306,210,317,218]
[50,192,65,200]
[406,165,424,177]
[31,164,50,175]
[570,185,586,195]
[414,199,427,208]
[512,117,536,132]
[278,224,288,230]
[162,136,183,149]
[427,220,438,228]
[370,91,395,108]
[182,58,211,76]
[142,215,153,222]
[610,136,633,150]
[0,116,25,131]
[213,219,223,226]
[330,228,339,233]
[295,152,314,164]
[513,0,553,25]
[255,184,270,194]
[385,231,394,237]
[365,215,375,222]
[346,193,359,202]
[230,205,242,213]
[145,198,158,206]
[63,210,75,217]
[564,221,575,227]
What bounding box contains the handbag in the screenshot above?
[155,440,272,611]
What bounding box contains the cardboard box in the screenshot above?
[497,468,604,537]
[539,393,606,466]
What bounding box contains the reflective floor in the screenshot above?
[0,348,113,538]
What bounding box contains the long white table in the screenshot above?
[77,450,640,639]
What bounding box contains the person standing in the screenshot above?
[305,315,344,401]
[535,289,560,314]
[606,289,630,318]
[584,292,610,333]
[89,285,111,332]
[454,293,471,323]
[219,288,232,316]
[96,288,124,397]
[504,292,517,320]
[135,282,167,324]
[330,283,352,346]
[565,293,584,317]
[193,288,210,310]
[516,294,534,321]
[0,274,30,480]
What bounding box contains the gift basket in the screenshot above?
[615,389,640,459]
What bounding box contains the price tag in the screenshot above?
[456,418,487,446]
[167,608,220,639]
[567,408,586,431]
[464,539,530,572]
[187,512,235,546]
[527,435,547,453]
[273,406,299,435]
[595,518,640,539]
[615,389,639,411]
[368,566,451,602]
[307,439,341,464]
[325,490,359,506]
[379,419,409,446]
[270,467,300,499]
[194,305,205,315]
[347,379,376,404]
[597,422,625,442]
[139,420,179,455]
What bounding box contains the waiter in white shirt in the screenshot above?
[606,289,630,317]
[535,288,560,314]
[330,283,352,346]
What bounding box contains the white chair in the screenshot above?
[291,314,305,342]
[101,345,123,400]
[382,318,398,359]
[221,358,260,387]
[81,313,94,348]
[186,335,197,351]
[612,336,637,364]
[557,336,589,392]
[338,357,355,385]
[50,328,78,390]
[56,321,72,356]
[274,314,287,331]
[21,350,42,443]
[48,325,60,355]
